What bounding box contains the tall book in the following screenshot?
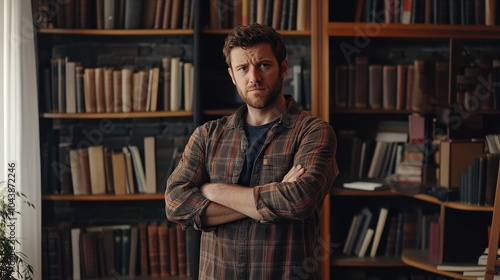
[78,148,92,195]
[162,57,172,111]
[369,64,383,109]
[396,64,407,110]
[148,222,161,277]
[113,69,123,112]
[354,56,369,108]
[122,68,133,113]
[158,222,170,277]
[103,68,114,113]
[439,140,485,188]
[95,67,107,113]
[335,65,348,108]
[83,68,97,113]
[128,145,147,193]
[88,145,107,195]
[144,136,157,194]
[170,57,181,111]
[111,151,128,195]
[370,207,389,257]
[65,59,77,113]
[382,65,397,110]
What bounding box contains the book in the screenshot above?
[370,207,389,257]
[83,68,97,113]
[112,69,122,112]
[158,222,170,277]
[382,65,397,109]
[94,67,106,113]
[88,145,107,195]
[128,145,147,193]
[122,68,133,113]
[354,56,369,108]
[436,262,486,272]
[65,59,77,113]
[343,181,384,191]
[368,64,383,109]
[144,136,157,194]
[147,223,160,277]
[111,151,128,195]
[439,140,485,188]
[104,68,114,113]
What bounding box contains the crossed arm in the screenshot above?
[200,164,305,226]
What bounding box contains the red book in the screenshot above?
[147,223,160,277]
[176,224,187,276]
[168,225,178,275]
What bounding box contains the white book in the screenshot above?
[149,67,160,111]
[358,228,374,257]
[122,147,135,194]
[65,58,77,113]
[343,181,383,191]
[69,149,84,195]
[170,57,181,111]
[183,62,194,111]
[146,68,153,112]
[71,228,81,280]
[370,207,389,257]
[292,64,302,104]
[87,145,106,195]
[128,145,147,193]
[144,136,157,194]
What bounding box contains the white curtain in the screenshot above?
[1,0,41,279]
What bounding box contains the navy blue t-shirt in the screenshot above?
[238,120,278,187]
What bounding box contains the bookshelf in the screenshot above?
[323,0,500,279]
[35,0,200,278]
[33,0,500,279]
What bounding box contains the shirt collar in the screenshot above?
[227,95,300,130]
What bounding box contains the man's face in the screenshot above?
[228,43,288,109]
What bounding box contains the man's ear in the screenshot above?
[228,67,236,85]
[281,59,289,80]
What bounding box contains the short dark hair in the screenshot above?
[222,23,287,68]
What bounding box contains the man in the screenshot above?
[165,23,338,279]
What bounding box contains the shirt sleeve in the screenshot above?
[253,120,339,223]
[165,126,213,231]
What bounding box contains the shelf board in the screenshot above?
[331,255,405,267]
[40,111,193,119]
[37,28,194,36]
[203,28,311,36]
[331,188,400,196]
[42,194,164,201]
[328,23,500,39]
[331,108,420,114]
[444,201,494,212]
[401,249,476,280]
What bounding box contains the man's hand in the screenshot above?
[282,164,305,182]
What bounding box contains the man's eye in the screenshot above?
[238,67,247,71]
[260,63,270,69]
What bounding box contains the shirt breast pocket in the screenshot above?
[261,154,292,183]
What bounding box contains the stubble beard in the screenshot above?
[238,78,283,109]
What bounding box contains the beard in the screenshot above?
[237,78,283,109]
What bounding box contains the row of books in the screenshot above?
[455,60,500,112]
[486,134,500,154]
[458,153,500,206]
[342,207,440,259]
[334,58,449,112]
[42,135,188,196]
[45,56,193,114]
[337,127,408,180]
[334,57,500,112]
[209,0,309,31]
[43,221,197,279]
[356,0,499,26]
[36,0,195,30]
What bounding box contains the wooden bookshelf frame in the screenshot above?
[40,111,193,119]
